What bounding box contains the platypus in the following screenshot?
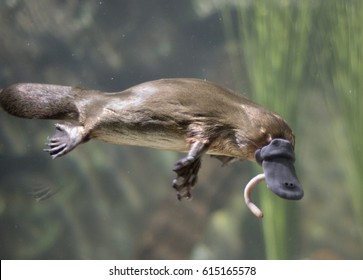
[0,78,303,217]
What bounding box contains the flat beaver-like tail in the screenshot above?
[0,83,80,120]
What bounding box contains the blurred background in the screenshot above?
[0,0,362,259]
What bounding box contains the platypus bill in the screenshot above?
[0,78,303,218]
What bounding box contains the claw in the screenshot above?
[172,141,207,200]
[43,123,86,159]
[44,143,67,159]
[244,173,265,219]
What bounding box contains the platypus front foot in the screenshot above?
[172,156,201,199]
[44,123,86,159]
[172,141,208,200]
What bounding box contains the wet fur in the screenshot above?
[1,79,294,160]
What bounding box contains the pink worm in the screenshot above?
[244,173,265,219]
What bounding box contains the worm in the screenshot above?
[244,173,265,219]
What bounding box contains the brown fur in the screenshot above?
[0,78,294,161]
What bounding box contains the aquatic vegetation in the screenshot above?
[325,0,363,244]
[221,0,363,258]
[221,0,312,259]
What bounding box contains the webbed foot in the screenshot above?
[172,142,208,200]
[172,156,201,199]
[44,123,85,159]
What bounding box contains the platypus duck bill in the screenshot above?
[244,138,304,218]
[0,79,303,219]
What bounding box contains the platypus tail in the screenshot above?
[0,83,80,120]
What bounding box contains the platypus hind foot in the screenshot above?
[44,123,86,159]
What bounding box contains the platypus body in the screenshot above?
[0,78,303,215]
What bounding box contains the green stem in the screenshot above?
[221,0,311,259]
[328,0,363,242]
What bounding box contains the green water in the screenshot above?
[0,0,362,259]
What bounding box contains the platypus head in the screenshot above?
[255,138,303,200]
